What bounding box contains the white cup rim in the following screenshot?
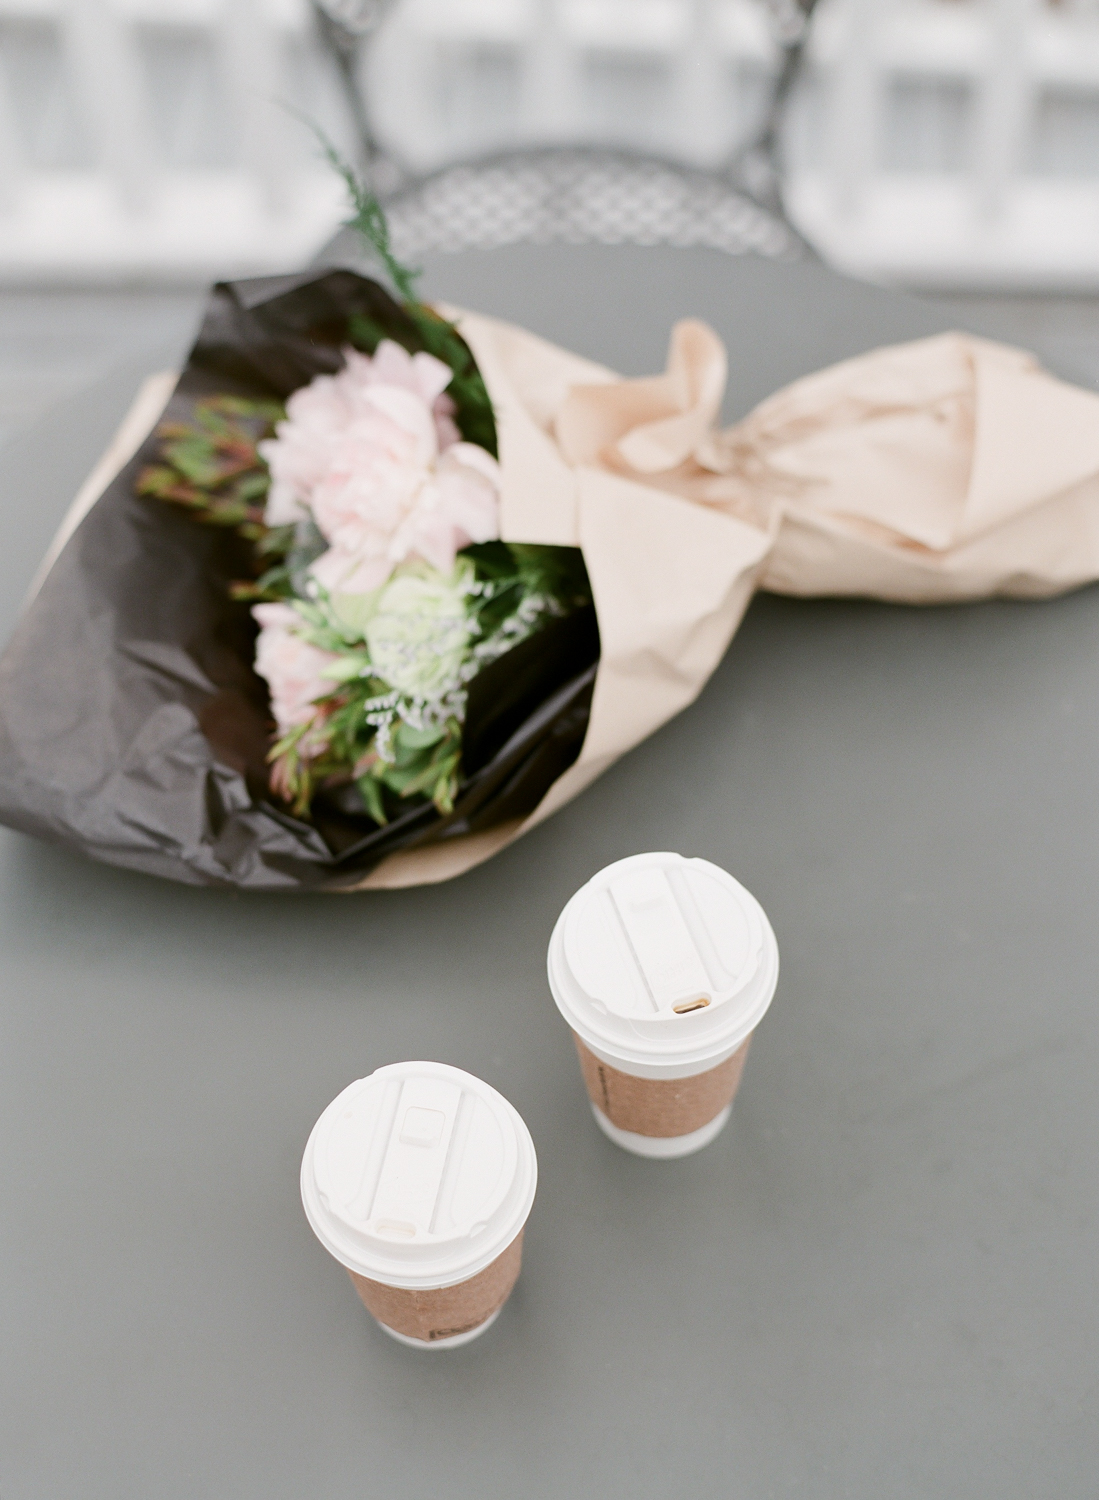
[548,853,780,1073]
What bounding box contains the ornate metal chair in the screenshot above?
[310,0,818,266]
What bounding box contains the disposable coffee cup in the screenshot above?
[548,853,779,1158]
[301,1061,537,1348]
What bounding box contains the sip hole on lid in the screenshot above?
[672,995,710,1014]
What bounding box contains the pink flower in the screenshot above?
[367,340,462,449]
[305,547,388,597]
[387,442,501,577]
[309,385,438,561]
[259,341,462,526]
[257,374,349,527]
[257,337,502,593]
[252,603,339,735]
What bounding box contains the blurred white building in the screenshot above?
[1,0,1099,287]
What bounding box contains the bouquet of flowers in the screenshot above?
[4,151,1099,891]
[135,284,592,840]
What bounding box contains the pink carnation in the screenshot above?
[257,338,500,590]
[369,339,462,449]
[252,603,338,735]
[259,340,462,527]
[389,442,502,576]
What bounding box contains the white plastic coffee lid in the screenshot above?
[301,1062,537,1291]
[548,853,779,1072]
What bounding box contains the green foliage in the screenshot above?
[233,518,329,604]
[136,396,286,544]
[404,304,498,456]
[364,719,463,818]
[508,544,593,610]
[345,310,391,355]
[313,124,498,457]
[265,579,470,821]
[313,127,420,303]
[269,672,464,824]
[265,544,590,826]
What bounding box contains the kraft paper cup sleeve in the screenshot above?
[573,1034,751,1139]
[348,1230,525,1344]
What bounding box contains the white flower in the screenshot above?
[364,561,474,703]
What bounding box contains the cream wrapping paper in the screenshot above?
[355,317,1099,889]
[36,313,1099,890]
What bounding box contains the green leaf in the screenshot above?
[135,465,195,502]
[329,586,382,637]
[380,761,426,794]
[320,655,372,683]
[394,722,446,750]
[346,311,390,355]
[215,395,285,422]
[303,121,421,303]
[139,394,290,570]
[462,540,519,580]
[356,774,389,826]
[194,405,232,438]
[258,523,295,558]
[509,543,592,605]
[235,471,271,503]
[163,434,226,487]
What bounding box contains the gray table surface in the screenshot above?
[2,246,1097,1499]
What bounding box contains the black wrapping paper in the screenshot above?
[0,270,599,890]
